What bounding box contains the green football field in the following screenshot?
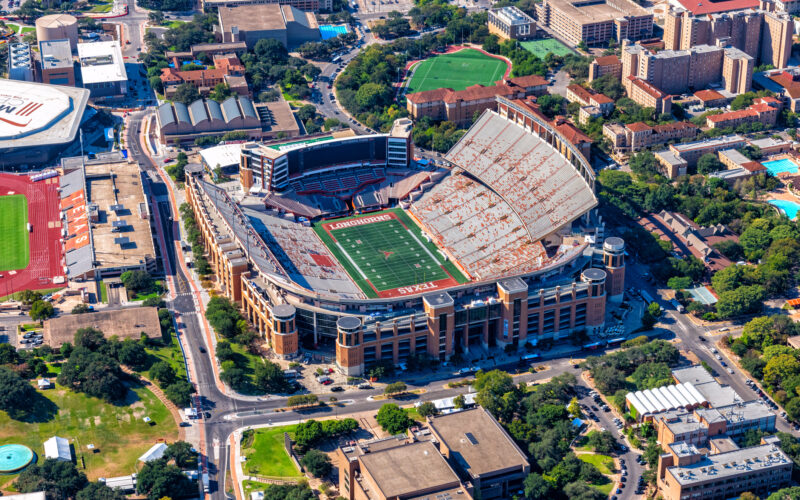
[0,195,29,272]
[405,48,508,94]
[520,39,574,58]
[313,208,468,298]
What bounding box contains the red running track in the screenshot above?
[0,173,64,297]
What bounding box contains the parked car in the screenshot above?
[331,386,344,392]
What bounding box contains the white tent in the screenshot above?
[138,443,168,463]
[43,436,71,462]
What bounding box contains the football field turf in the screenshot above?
[313,208,468,298]
[0,194,29,272]
[405,49,508,94]
[520,39,574,58]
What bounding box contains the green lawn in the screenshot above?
[577,453,615,474]
[0,195,29,272]
[241,425,303,479]
[0,383,178,481]
[146,339,189,379]
[405,48,508,94]
[98,280,108,303]
[520,39,574,58]
[591,482,614,496]
[312,208,467,298]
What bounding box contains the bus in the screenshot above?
[670,299,685,313]
[639,290,655,305]
[331,55,342,63]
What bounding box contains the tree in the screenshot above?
[260,483,315,500]
[58,347,127,402]
[376,403,413,434]
[523,472,554,500]
[209,82,232,102]
[253,38,289,65]
[740,226,771,261]
[716,285,765,318]
[120,270,155,295]
[30,300,54,322]
[76,481,127,500]
[473,369,517,420]
[297,104,317,122]
[563,481,606,500]
[117,340,148,369]
[253,359,288,393]
[417,401,437,417]
[567,397,582,417]
[164,380,194,407]
[72,303,91,314]
[301,449,332,477]
[667,276,692,290]
[136,459,195,500]
[294,420,324,450]
[764,354,800,387]
[173,83,201,105]
[0,343,18,365]
[15,459,88,498]
[149,360,177,387]
[587,430,617,454]
[536,94,565,118]
[205,296,245,339]
[0,366,36,418]
[216,340,235,362]
[453,394,466,409]
[18,289,42,305]
[384,381,407,395]
[164,441,198,468]
[75,327,106,350]
[590,74,624,101]
[697,153,723,175]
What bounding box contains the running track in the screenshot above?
[0,173,64,297]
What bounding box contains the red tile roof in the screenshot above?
[749,102,776,113]
[675,0,758,15]
[594,55,621,67]
[694,89,725,102]
[626,122,652,133]
[591,93,614,105]
[406,87,453,104]
[707,108,757,123]
[552,116,592,145]
[567,84,593,103]
[627,76,665,99]
[741,161,767,172]
[653,121,697,133]
[407,75,546,105]
[507,74,549,87]
[769,73,800,99]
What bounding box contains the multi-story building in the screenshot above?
[602,121,697,153]
[405,75,548,125]
[589,55,622,82]
[218,4,320,49]
[534,0,652,46]
[76,41,128,98]
[203,0,330,13]
[722,46,754,94]
[705,100,779,129]
[655,134,746,178]
[185,106,623,373]
[488,6,536,41]
[160,55,249,99]
[38,39,75,86]
[694,89,729,108]
[624,76,672,115]
[663,7,791,69]
[758,68,800,112]
[565,84,614,115]
[156,96,264,144]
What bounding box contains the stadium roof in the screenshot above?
[0,80,88,147]
[445,110,596,242]
[77,41,127,85]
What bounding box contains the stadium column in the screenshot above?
[497,278,528,350]
[422,292,455,361]
[581,269,607,335]
[270,304,299,359]
[336,316,364,376]
[602,237,626,303]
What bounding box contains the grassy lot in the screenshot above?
[405,48,508,94]
[129,281,164,302]
[591,482,615,496]
[20,27,34,33]
[404,407,425,423]
[226,343,264,395]
[0,195,29,272]
[577,452,615,474]
[520,39,574,58]
[0,287,65,303]
[241,425,302,479]
[146,339,188,379]
[98,280,108,303]
[0,383,178,481]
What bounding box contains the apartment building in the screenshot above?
[565,84,614,115]
[534,0,652,46]
[624,76,671,115]
[488,6,536,41]
[663,7,791,69]
[706,100,779,129]
[654,134,746,178]
[337,407,529,500]
[759,69,800,112]
[722,47,754,94]
[160,55,249,99]
[602,121,697,153]
[406,75,548,125]
[589,55,622,82]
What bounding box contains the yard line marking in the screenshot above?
[336,241,369,280]
[405,227,440,265]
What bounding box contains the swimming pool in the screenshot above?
[763,158,799,176]
[769,199,800,219]
[319,24,348,40]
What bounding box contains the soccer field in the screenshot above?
[405,49,508,94]
[0,195,29,272]
[313,209,468,298]
[520,39,574,58]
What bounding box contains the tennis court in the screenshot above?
[313,209,468,298]
[520,39,574,58]
[0,194,29,272]
[405,49,508,94]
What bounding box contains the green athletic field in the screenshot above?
[0,195,29,272]
[405,49,508,94]
[313,208,468,298]
[520,39,574,58]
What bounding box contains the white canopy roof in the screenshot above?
[138,443,168,463]
[43,436,71,461]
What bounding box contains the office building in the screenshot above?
[603,121,697,154]
[203,0,330,13]
[534,0,652,46]
[39,39,75,86]
[488,6,536,41]
[589,55,622,82]
[77,41,128,98]
[406,75,548,125]
[218,4,320,49]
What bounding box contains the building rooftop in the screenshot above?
[710,436,740,453]
[594,55,621,66]
[544,0,649,25]
[492,5,534,25]
[77,41,127,84]
[673,0,758,15]
[218,3,317,31]
[627,76,665,99]
[719,149,751,166]
[665,443,791,486]
[43,307,161,347]
[670,135,746,154]
[358,440,462,498]
[427,407,529,478]
[694,89,726,102]
[39,39,73,69]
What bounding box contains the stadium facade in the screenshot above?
[0,80,89,166]
[187,99,626,375]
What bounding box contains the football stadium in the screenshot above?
[187,98,628,375]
